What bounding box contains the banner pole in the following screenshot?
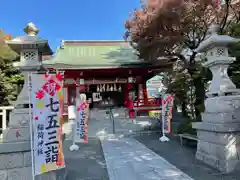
[28,72,36,180]
[72,122,76,146]
[159,94,170,142]
[69,86,80,151]
[69,119,79,151]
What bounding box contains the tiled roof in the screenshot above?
[43,40,149,69]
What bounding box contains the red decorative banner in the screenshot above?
[30,72,65,175]
[162,94,174,133]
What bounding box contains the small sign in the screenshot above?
[128,77,133,83]
[79,79,84,85]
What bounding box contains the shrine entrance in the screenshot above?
[62,71,162,120]
[86,83,125,109]
[42,40,173,129]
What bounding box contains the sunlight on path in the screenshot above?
[101,137,194,180]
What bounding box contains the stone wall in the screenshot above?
[0,151,32,180]
[0,146,67,180]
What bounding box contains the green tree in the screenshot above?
[125,0,240,134]
[125,0,239,118]
[0,30,23,106]
[228,23,240,88]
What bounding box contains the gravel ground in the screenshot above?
[63,138,109,180]
[134,132,240,180]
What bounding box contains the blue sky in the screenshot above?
[1,0,140,51]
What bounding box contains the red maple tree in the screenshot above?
[125,0,240,120]
[125,0,239,61]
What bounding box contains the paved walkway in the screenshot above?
[63,108,157,139]
[101,136,194,180]
[63,138,109,180]
[135,133,240,180]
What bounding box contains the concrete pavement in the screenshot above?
[63,108,231,180]
[101,136,194,180]
[63,138,109,180]
[63,108,157,140]
[62,108,197,180]
[135,133,240,180]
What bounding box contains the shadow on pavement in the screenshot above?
[63,138,109,180]
[134,133,240,180]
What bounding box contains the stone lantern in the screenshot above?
[0,23,65,179]
[6,22,52,107]
[192,24,240,173]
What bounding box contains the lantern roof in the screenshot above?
[6,22,53,55]
[196,24,240,53]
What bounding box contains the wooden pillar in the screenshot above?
[127,77,135,118]
[62,86,68,116]
[124,84,129,108]
[137,84,140,106]
[142,78,148,104]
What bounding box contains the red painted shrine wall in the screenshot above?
[61,68,161,117]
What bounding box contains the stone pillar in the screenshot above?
[127,76,136,118]
[0,23,66,180]
[192,24,240,173]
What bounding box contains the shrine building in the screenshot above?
[42,40,167,117]
[6,23,174,119]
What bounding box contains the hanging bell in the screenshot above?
[98,93,102,100]
[106,84,110,92]
[97,85,100,92]
[102,84,105,92]
[118,85,122,92]
[110,84,113,91]
[114,84,117,91]
[99,85,102,92]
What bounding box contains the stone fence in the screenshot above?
[0,106,14,140]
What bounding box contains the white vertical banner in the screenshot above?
[74,99,89,143]
[159,94,174,142]
[30,72,65,175]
